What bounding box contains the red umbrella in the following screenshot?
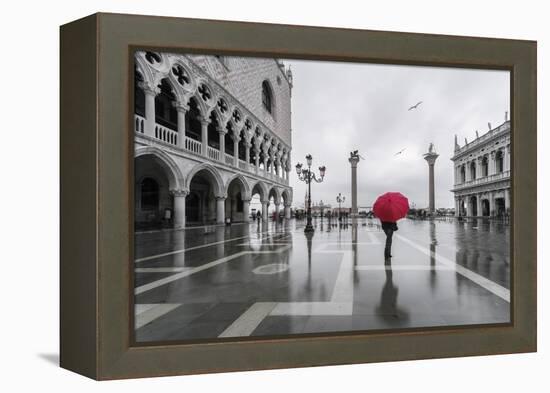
[372,192,409,222]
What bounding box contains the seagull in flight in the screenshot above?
[394,148,406,156]
[408,101,423,111]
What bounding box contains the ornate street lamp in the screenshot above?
[296,154,326,233]
[336,193,346,222]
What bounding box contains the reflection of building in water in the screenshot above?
[134,52,293,229]
[451,113,510,217]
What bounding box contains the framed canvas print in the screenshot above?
[60,13,537,380]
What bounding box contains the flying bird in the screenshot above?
[408,101,423,111]
[394,148,406,156]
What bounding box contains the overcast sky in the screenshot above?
[283,59,510,210]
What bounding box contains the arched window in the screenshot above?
[134,68,145,117]
[140,178,159,210]
[262,80,273,114]
[495,150,504,173]
[184,98,202,141]
[155,79,178,130]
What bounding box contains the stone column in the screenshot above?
[455,198,460,217]
[171,189,188,228]
[216,196,226,224]
[464,161,471,182]
[254,146,260,173]
[489,150,497,176]
[489,193,496,217]
[284,203,291,219]
[261,200,269,222]
[244,140,251,170]
[274,202,280,219]
[218,127,226,163]
[348,155,360,218]
[143,84,157,138]
[505,144,511,172]
[233,132,240,166]
[476,194,482,217]
[465,196,471,217]
[504,189,510,213]
[175,104,187,150]
[423,149,439,215]
[242,199,251,222]
[200,118,209,157]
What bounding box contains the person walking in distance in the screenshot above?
[381,221,398,259]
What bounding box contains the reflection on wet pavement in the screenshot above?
[134,217,510,343]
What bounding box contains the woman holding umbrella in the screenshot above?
[372,192,409,260]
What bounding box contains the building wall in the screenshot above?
[133,51,294,228]
[188,55,292,146]
[451,119,511,217]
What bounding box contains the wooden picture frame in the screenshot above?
[60,12,536,380]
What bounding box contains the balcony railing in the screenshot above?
[135,120,289,185]
[154,125,178,146]
[134,114,145,133]
[454,170,510,189]
[207,146,220,161]
[184,136,202,155]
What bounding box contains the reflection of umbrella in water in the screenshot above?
[373,192,409,222]
[375,266,409,324]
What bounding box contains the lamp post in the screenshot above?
[296,154,326,233]
[336,193,345,223]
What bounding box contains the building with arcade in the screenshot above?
[451,114,511,218]
[133,51,293,229]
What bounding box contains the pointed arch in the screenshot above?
[225,174,252,200]
[250,180,269,202]
[185,162,225,197]
[281,188,292,205]
[134,53,155,88]
[267,185,281,205]
[134,146,184,190]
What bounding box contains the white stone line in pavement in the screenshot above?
[250,245,292,254]
[355,265,454,271]
[135,245,292,295]
[135,231,286,263]
[236,242,293,246]
[135,304,157,315]
[323,242,380,246]
[135,304,181,329]
[395,233,510,302]
[218,302,278,338]
[327,251,354,302]
[368,231,382,244]
[135,251,249,294]
[135,267,192,273]
[270,302,352,316]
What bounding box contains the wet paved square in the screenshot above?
[134,217,510,343]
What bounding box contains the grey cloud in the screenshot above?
[285,59,509,209]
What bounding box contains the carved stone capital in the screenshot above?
[170,189,188,197]
[142,82,160,96]
[196,116,210,126]
[173,101,189,113]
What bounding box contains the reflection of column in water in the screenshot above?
[429,220,437,290]
[305,231,313,271]
[215,226,225,258]
[352,222,358,267]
